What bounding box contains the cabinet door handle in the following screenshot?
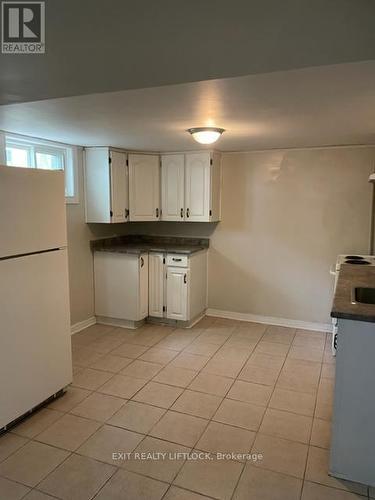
[184,273,187,284]
[186,208,190,218]
[180,208,184,218]
[156,208,159,218]
[173,258,182,262]
[140,257,144,268]
[125,209,129,218]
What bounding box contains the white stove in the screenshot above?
[331,254,375,355]
[335,254,375,270]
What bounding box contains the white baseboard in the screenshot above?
[71,316,97,335]
[206,308,333,333]
[71,311,332,335]
[95,315,143,330]
[188,312,206,329]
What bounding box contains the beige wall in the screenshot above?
[66,146,375,327]
[209,147,375,324]
[66,151,96,325]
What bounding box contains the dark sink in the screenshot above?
[353,287,375,305]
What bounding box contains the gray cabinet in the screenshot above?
[330,318,375,486]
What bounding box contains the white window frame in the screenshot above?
[2,133,79,204]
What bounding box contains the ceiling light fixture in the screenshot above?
[187,127,225,145]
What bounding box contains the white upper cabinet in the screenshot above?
[185,152,210,222]
[161,154,185,221]
[161,151,222,222]
[85,147,128,223]
[85,148,221,224]
[129,154,160,221]
[184,152,221,222]
[110,151,129,223]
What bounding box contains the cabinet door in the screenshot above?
[128,154,160,221]
[185,152,211,221]
[110,151,128,223]
[139,253,149,319]
[148,253,165,317]
[85,148,112,223]
[166,267,189,321]
[94,252,140,321]
[161,154,185,221]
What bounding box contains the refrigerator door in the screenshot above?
[0,166,67,258]
[0,248,72,429]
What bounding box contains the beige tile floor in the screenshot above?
[0,318,372,500]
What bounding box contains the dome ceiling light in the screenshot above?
[187,127,225,145]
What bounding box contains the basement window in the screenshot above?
[5,134,78,203]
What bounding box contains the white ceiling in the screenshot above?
[0,60,375,152]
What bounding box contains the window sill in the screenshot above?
[65,196,79,205]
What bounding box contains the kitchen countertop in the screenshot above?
[90,235,209,256]
[331,264,375,323]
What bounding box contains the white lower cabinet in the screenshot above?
[94,249,207,327]
[94,251,148,324]
[166,267,189,320]
[149,250,207,323]
[148,253,165,318]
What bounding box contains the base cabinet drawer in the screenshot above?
[166,254,188,267]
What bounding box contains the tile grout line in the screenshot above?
[0,320,339,499]
[120,322,219,496]
[0,323,231,473]
[87,322,218,499]
[81,323,361,499]
[76,325,326,397]
[69,329,188,496]
[229,324,298,500]
[300,331,337,500]
[65,321,317,498]
[119,318,263,498]
[159,317,251,499]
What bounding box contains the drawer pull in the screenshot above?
[173,258,182,262]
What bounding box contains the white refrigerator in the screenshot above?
[0,166,72,430]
